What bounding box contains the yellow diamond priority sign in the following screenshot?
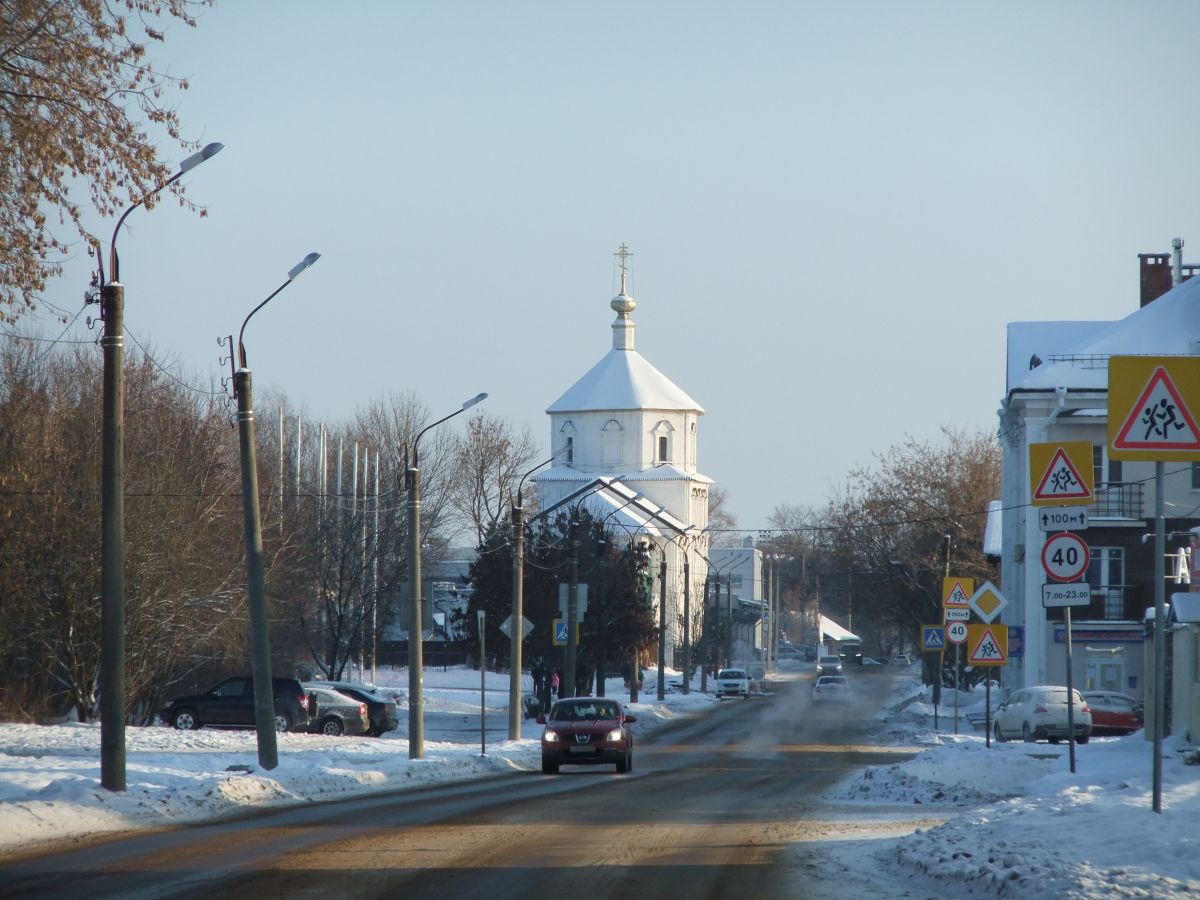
[968,581,1007,624]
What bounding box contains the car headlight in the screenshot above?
[543,730,560,743]
[606,728,624,742]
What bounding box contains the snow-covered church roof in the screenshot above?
[1009,274,1200,395]
[547,282,703,414]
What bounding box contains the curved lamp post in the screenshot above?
[231,253,320,771]
[508,452,557,740]
[98,142,222,792]
[407,392,487,759]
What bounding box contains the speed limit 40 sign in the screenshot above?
[1041,532,1090,583]
[946,621,969,644]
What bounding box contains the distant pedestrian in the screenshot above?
[550,670,560,698]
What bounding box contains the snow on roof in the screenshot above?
[1008,275,1200,396]
[547,347,704,414]
[983,499,1003,558]
[536,476,690,535]
[818,615,859,642]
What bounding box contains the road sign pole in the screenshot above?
[1065,605,1076,773]
[1153,461,1165,813]
[954,644,960,735]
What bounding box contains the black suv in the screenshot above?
[161,676,313,733]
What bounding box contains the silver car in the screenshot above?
[994,685,1091,744]
[299,685,371,737]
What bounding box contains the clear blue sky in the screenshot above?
[37,0,1200,531]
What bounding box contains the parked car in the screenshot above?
[537,697,637,774]
[299,685,370,736]
[715,668,750,698]
[161,676,313,733]
[812,674,850,701]
[1081,691,1143,735]
[304,680,400,736]
[775,645,804,661]
[817,655,843,676]
[993,686,1092,744]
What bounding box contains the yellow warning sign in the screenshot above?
[942,577,974,609]
[1029,441,1094,506]
[966,623,1008,667]
[1109,356,1200,462]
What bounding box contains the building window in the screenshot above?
[565,436,574,464]
[1086,547,1125,620]
[602,419,622,465]
[658,435,668,462]
[1094,445,1122,486]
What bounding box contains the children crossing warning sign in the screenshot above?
[942,577,974,609]
[1030,442,1094,505]
[1109,357,1200,461]
[967,623,1007,666]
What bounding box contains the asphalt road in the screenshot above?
[0,669,925,900]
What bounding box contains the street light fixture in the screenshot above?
[97,141,222,792]
[229,253,320,771]
[407,391,487,759]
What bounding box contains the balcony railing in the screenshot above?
[1088,482,1144,519]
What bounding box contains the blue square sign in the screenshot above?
[922,625,946,651]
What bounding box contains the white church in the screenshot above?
[533,247,713,660]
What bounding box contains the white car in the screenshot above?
[994,685,1092,744]
[715,668,750,698]
[812,674,850,701]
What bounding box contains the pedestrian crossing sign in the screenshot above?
[967,623,1008,666]
[1030,442,1094,506]
[552,619,579,647]
[1109,357,1200,461]
[921,625,946,651]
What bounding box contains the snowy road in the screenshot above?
[0,671,927,899]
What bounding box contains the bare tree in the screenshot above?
[706,485,740,548]
[450,413,538,546]
[0,0,213,317]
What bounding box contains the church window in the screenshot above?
[602,420,623,465]
[651,420,674,465]
[560,421,575,464]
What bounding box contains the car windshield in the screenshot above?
[551,701,620,721]
[718,670,746,679]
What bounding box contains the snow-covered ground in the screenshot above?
[1,664,1197,897]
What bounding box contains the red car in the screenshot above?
[1081,692,1143,735]
[538,697,637,774]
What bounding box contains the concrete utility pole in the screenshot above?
[98,280,125,792]
[564,516,580,699]
[657,554,668,701]
[681,555,691,694]
[509,454,556,740]
[97,141,222,793]
[406,393,487,759]
[233,252,320,770]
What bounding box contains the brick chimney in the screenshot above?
[1139,253,1172,307]
[1139,245,1198,307]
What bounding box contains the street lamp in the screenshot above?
[97,141,222,792]
[508,452,558,740]
[230,252,320,771]
[407,392,487,759]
